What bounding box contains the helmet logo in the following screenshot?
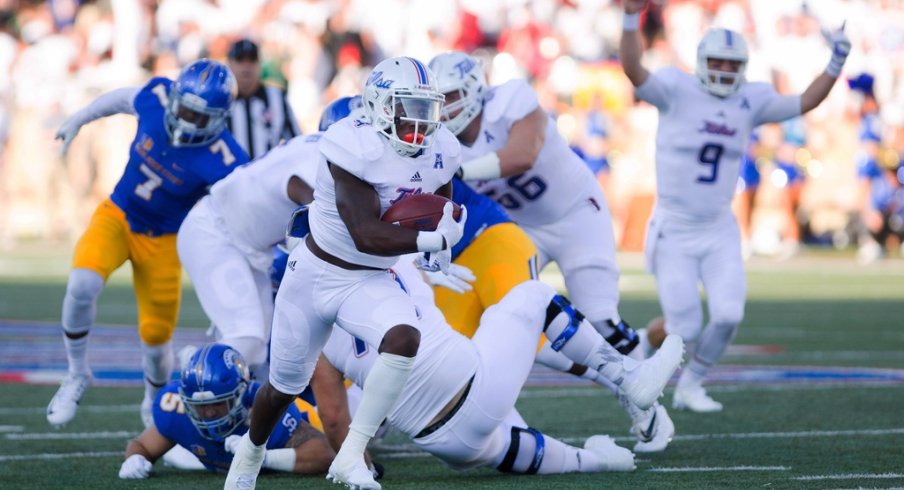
[454,58,476,79]
[222,349,237,369]
[366,71,394,89]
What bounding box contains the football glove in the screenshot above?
[55,118,83,156]
[823,22,851,77]
[435,202,467,249]
[415,248,452,274]
[118,454,152,479]
[423,263,476,293]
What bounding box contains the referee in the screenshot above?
[226,39,300,159]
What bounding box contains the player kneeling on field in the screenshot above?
[118,343,333,479]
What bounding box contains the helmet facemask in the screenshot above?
[166,91,229,147]
[367,86,444,157]
[695,29,749,98]
[429,52,486,136]
[179,382,248,441]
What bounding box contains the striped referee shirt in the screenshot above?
[227,84,300,160]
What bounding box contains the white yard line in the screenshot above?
[518,382,904,399]
[648,465,791,473]
[0,425,23,433]
[6,431,136,440]
[792,472,904,481]
[0,451,122,462]
[0,404,139,416]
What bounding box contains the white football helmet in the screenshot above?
[428,51,487,136]
[695,28,748,97]
[363,56,444,157]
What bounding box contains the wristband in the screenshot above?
[458,152,501,181]
[623,13,641,32]
[825,58,845,78]
[416,231,446,252]
[262,448,296,473]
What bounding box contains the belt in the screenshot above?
[305,235,382,271]
[415,375,474,439]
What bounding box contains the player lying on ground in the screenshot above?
[118,343,333,479]
[307,257,684,476]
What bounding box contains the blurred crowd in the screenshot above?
[0,0,902,262]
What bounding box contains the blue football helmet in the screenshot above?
[319,95,364,131]
[178,343,250,441]
[166,59,237,147]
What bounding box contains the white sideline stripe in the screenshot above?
[793,472,904,481]
[0,425,23,433]
[6,431,136,440]
[0,451,121,462]
[648,465,790,473]
[0,404,139,415]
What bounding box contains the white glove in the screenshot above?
[435,203,467,249]
[55,117,84,155]
[423,263,476,293]
[823,22,851,77]
[118,454,152,479]
[415,247,452,274]
[224,434,242,454]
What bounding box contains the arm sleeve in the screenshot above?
[634,67,677,111]
[68,87,139,126]
[752,85,801,125]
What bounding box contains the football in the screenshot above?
[381,193,462,231]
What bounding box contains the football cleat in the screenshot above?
[583,435,636,471]
[46,371,93,428]
[633,404,675,453]
[327,452,381,490]
[619,334,684,410]
[673,384,723,413]
[224,433,265,490]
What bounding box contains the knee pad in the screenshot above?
[544,295,583,352]
[497,427,545,475]
[66,269,104,301]
[139,318,175,346]
[62,269,104,335]
[711,303,744,327]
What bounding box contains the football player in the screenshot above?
[48,60,250,429]
[176,97,363,381]
[311,258,684,476]
[225,57,466,490]
[429,51,672,452]
[620,0,850,411]
[118,343,333,479]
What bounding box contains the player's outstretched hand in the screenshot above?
[624,0,648,14]
[823,21,851,77]
[118,454,152,479]
[224,434,242,454]
[435,203,467,249]
[423,263,476,293]
[54,118,82,156]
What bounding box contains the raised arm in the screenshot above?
[620,0,651,88]
[800,24,851,114]
[456,106,547,180]
[56,87,139,154]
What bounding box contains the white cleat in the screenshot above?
[672,384,723,413]
[584,435,636,471]
[224,433,265,490]
[140,394,154,428]
[46,371,93,428]
[327,453,381,490]
[633,404,675,453]
[620,334,684,410]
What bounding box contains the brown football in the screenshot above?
[381,193,462,231]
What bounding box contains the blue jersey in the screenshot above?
[451,178,510,260]
[153,381,309,472]
[110,77,249,235]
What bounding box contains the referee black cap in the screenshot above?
[228,39,259,61]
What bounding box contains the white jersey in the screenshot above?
[321,258,478,437]
[465,80,598,226]
[637,67,801,223]
[310,115,461,268]
[208,134,321,252]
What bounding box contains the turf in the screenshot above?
[1,249,903,489]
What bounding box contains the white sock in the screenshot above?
[143,341,174,400]
[579,367,618,394]
[534,341,575,372]
[341,352,415,457]
[64,336,90,375]
[545,308,626,385]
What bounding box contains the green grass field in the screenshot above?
[1,248,903,489]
